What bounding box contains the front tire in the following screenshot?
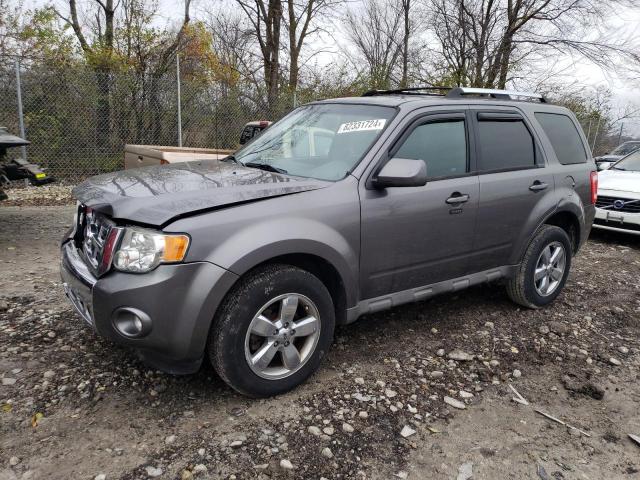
[506,225,572,309]
[209,264,335,397]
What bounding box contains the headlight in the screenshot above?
[113,227,190,273]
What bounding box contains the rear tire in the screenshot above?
[506,225,572,309]
[209,264,335,397]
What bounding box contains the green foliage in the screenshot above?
[18,7,77,66]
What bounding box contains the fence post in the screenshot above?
[15,60,27,161]
[176,54,183,147]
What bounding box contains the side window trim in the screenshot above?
[477,112,523,121]
[470,108,544,175]
[387,111,473,181]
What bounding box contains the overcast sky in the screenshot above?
[33,0,640,137]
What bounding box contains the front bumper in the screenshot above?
[594,207,640,235]
[60,240,238,373]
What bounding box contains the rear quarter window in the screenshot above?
[535,113,588,165]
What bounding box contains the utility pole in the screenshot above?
[176,54,183,147]
[15,60,27,160]
[591,117,602,153]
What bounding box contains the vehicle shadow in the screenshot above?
[589,228,640,249]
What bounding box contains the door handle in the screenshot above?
[446,193,470,204]
[529,181,548,192]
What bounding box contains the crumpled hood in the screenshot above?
[598,169,640,196]
[73,160,330,226]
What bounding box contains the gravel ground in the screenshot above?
[1,205,639,480]
[1,184,74,207]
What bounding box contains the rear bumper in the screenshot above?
[60,240,238,373]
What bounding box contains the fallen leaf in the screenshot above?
[2,403,12,413]
[31,412,44,427]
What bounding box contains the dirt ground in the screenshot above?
[1,204,639,480]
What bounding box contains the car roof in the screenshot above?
[314,94,570,113]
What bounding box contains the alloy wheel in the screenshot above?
[244,293,321,380]
[534,241,566,297]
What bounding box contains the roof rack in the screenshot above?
[361,85,547,103]
[446,87,547,103]
[362,86,452,97]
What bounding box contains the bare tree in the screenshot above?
[284,0,343,93]
[55,0,192,145]
[429,0,640,89]
[236,0,283,112]
[344,0,404,89]
[55,0,116,147]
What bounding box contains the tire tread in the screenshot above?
[209,263,333,397]
[506,225,570,309]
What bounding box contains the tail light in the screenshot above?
[590,171,598,204]
[160,159,169,165]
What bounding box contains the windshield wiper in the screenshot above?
[611,166,627,171]
[244,162,288,174]
[221,154,238,164]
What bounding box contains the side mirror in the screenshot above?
[373,157,427,188]
[598,162,611,171]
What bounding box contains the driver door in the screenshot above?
[359,110,479,299]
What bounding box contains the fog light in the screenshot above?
[112,307,152,338]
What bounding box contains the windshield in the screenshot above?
[612,150,640,171]
[234,103,396,181]
[611,142,640,156]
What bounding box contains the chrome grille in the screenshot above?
[77,206,121,276]
[596,196,640,214]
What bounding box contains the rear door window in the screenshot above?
[394,120,468,179]
[476,115,536,172]
[535,113,588,164]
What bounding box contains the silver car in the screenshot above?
[595,141,640,171]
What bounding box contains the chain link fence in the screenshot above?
[1,62,620,181]
[0,63,300,180]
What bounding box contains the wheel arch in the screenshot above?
[231,252,351,325]
[542,209,582,253]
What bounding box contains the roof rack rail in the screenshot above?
[446,87,547,103]
[362,86,452,97]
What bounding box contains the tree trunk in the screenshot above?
[496,36,512,88]
[287,0,298,91]
[289,49,299,93]
[400,0,410,88]
[265,0,282,115]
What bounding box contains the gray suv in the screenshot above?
[61,87,597,397]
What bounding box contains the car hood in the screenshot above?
[73,160,330,226]
[598,169,640,195]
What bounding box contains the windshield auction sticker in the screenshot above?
[337,119,387,134]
